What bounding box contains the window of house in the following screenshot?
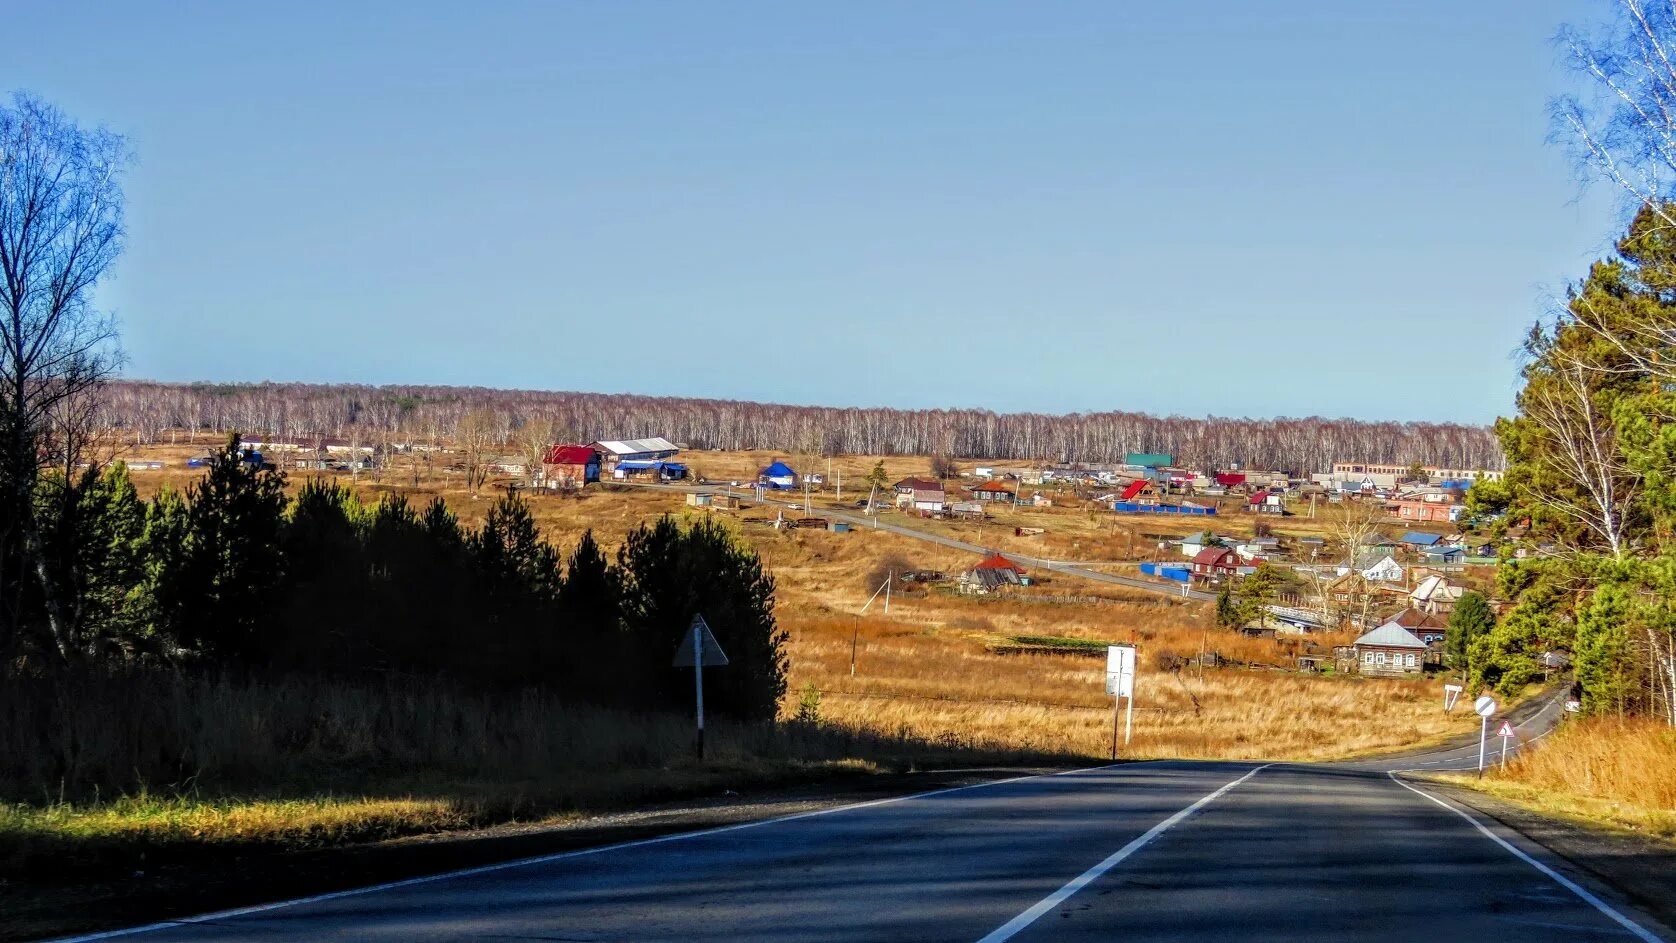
[1362,651,1373,664]
[1375,652,1386,665]
[1405,654,1416,668]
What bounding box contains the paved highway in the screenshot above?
[58,689,1667,943]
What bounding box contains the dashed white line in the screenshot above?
[974,764,1272,943]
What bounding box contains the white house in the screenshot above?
[1410,574,1465,613]
[1355,552,1405,583]
[910,487,948,513]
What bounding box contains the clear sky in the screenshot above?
[8,2,1621,423]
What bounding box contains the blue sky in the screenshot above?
[8,2,1619,423]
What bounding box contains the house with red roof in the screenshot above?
[541,445,600,490]
[959,552,1028,594]
[1190,546,1241,582]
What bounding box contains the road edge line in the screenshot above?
[973,763,1271,943]
[44,760,1154,943]
[1387,771,1664,943]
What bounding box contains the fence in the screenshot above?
[1139,562,1192,583]
[1111,502,1216,516]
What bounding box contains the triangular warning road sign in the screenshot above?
[1497,721,1515,738]
[672,614,730,667]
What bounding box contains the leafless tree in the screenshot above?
[93,380,1504,474]
[1553,2,1676,381]
[1522,361,1635,556]
[517,416,559,487]
[0,93,128,664]
[456,409,498,495]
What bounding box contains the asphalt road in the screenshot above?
[58,690,1667,943]
[622,481,1218,601]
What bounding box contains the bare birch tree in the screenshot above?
[0,94,128,664]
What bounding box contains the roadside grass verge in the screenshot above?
[0,671,1073,882]
[1436,716,1676,841]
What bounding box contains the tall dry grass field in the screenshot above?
[784,612,1473,761]
[1464,717,1676,839]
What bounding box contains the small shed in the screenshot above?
[958,552,1028,595]
[1354,622,1429,676]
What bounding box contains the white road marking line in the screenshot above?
[973,763,1272,943]
[46,760,1164,943]
[1387,772,1664,943]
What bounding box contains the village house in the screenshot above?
[1353,621,1430,676]
[1248,491,1285,515]
[1410,574,1465,614]
[1386,607,1449,646]
[909,487,949,514]
[1420,545,1467,565]
[1190,546,1242,582]
[1400,531,1443,550]
[970,480,1017,503]
[1387,486,1465,523]
[759,460,798,490]
[540,445,600,490]
[893,477,942,505]
[1179,531,1229,558]
[1354,552,1405,583]
[949,499,985,518]
[958,552,1027,595]
[1028,492,1053,507]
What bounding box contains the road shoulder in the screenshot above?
[1414,776,1676,938]
[3,765,1076,943]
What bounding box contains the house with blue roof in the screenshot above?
[1400,531,1443,548]
[759,460,798,490]
[1420,544,1466,564]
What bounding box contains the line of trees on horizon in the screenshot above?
[96,380,1505,474]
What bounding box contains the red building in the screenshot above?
[541,445,600,490]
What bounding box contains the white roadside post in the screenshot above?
[672,614,730,761]
[1474,695,1499,777]
[1106,645,1137,759]
[1443,683,1463,713]
[1498,720,1515,768]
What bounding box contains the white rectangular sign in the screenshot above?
[1106,645,1135,698]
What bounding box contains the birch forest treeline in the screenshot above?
[100,381,1501,472]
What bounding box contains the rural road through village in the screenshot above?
[623,481,1220,601]
[53,690,1670,943]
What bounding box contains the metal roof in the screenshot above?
[1400,531,1443,546]
[593,437,679,456]
[1354,622,1429,649]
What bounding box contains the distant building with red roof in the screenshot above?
[961,552,1027,594]
[541,445,600,490]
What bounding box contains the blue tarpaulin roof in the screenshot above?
[761,461,796,478]
[1401,531,1443,546]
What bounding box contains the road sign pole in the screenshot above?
[1477,715,1487,777]
[1110,694,1120,760]
[1124,693,1134,747]
[1500,731,1508,769]
[693,625,705,761]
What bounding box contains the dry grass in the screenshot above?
[105,439,1480,768]
[1443,717,1676,840]
[785,612,1474,762]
